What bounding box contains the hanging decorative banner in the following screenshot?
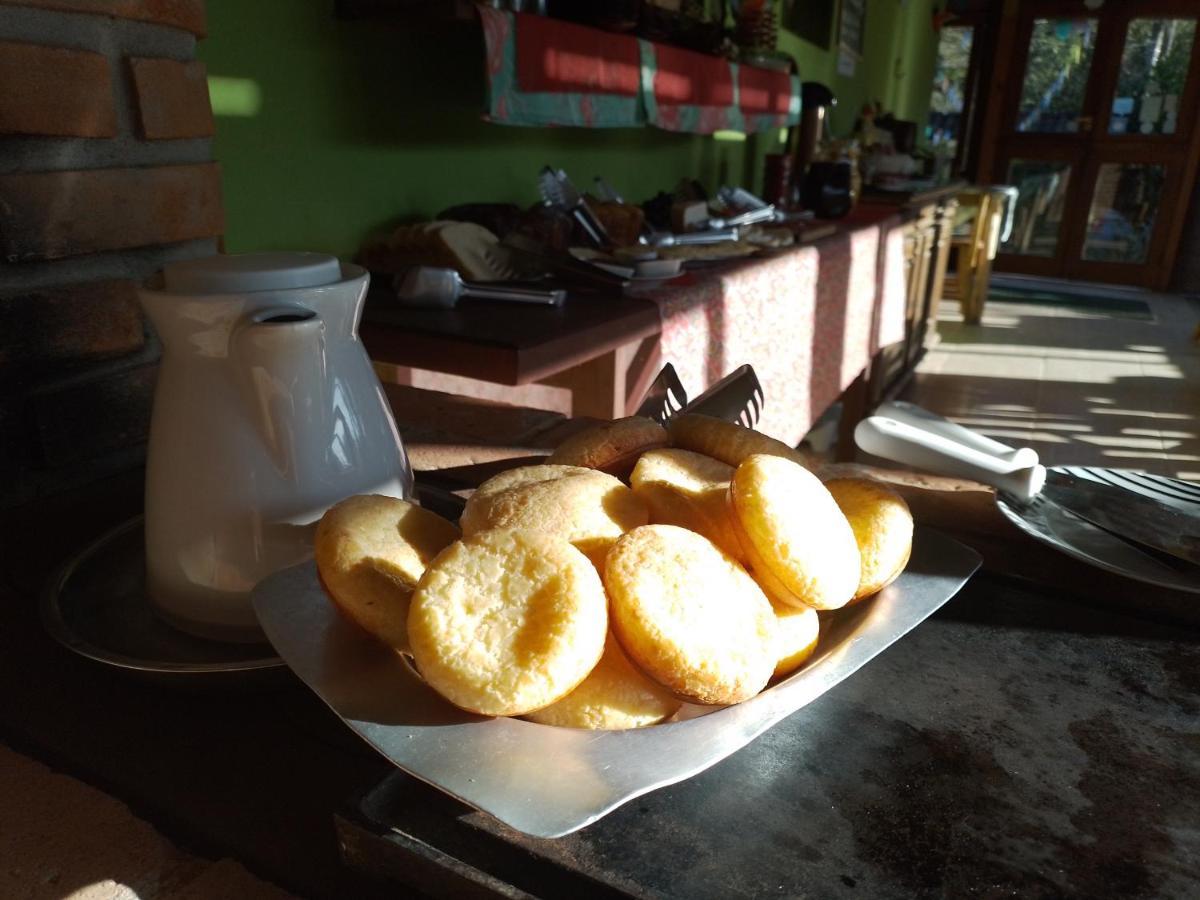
[480,9,799,134]
[642,40,742,133]
[738,63,802,133]
[642,41,800,134]
[480,8,643,128]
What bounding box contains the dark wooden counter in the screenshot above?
[359,208,913,424]
[4,473,1199,899]
[861,180,969,210]
[360,285,662,387]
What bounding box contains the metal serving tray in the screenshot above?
[252,526,979,838]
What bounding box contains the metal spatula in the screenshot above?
[394,267,565,308]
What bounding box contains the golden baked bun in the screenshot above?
[730,454,860,611]
[525,632,682,729]
[667,414,813,470]
[461,463,591,527]
[605,525,776,706]
[824,477,914,603]
[460,469,648,570]
[315,495,460,652]
[546,416,669,480]
[629,448,744,562]
[771,602,820,679]
[407,529,607,717]
[730,508,808,608]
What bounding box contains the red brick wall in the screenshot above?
[0,0,222,505]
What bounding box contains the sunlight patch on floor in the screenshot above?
[906,289,1200,481]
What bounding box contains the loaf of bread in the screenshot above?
[589,201,645,247]
[357,220,505,281]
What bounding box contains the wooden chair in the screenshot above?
[942,188,1006,325]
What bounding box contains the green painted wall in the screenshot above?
[777,0,938,134]
[200,1,938,257]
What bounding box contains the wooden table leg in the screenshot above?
[836,368,871,462]
[539,335,661,420]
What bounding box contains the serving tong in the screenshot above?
[393,266,565,308]
[539,166,611,249]
[546,167,746,249]
[633,363,764,429]
[856,401,1200,585]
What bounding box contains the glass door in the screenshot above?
[993,2,1200,288]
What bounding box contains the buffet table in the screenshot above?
[3,473,1198,899]
[362,207,910,447]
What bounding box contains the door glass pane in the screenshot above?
[1081,163,1165,263]
[1002,160,1072,257]
[1109,19,1197,135]
[1017,18,1099,133]
[928,26,974,157]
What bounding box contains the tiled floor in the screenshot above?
[901,278,1200,481]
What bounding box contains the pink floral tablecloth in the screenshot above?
[377,212,908,442]
[645,213,908,445]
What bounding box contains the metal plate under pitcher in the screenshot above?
[139,252,413,643]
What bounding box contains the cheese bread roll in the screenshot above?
[460,463,591,533]
[315,495,460,652]
[630,448,744,562]
[461,469,647,570]
[407,529,607,717]
[730,454,860,611]
[824,477,913,603]
[771,602,820,679]
[547,416,669,479]
[605,525,776,706]
[525,632,682,729]
[667,414,813,470]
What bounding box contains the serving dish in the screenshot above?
[252,526,979,837]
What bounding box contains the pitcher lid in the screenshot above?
[163,252,343,294]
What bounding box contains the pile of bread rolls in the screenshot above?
[315,414,913,730]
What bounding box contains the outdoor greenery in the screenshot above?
[1017,18,1096,133]
[1111,18,1196,134]
[1016,16,1197,135]
[927,26,973,152]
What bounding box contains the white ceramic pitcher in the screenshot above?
[140,253,412,642]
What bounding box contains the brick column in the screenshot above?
[0,0,222,506]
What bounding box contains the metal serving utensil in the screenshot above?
[632,363,689,426]
[634,363,764,429]
[717,185,770,210]
[593,176,624,203]
[642,228,740,247]
[856,412,1200,592]
[539,166,611,249]
[706,205,778,230]
[393,267,565,308]
[678,364,764,428]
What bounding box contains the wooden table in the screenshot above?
[362,210,911,442]
[362,287,663,420]
[859,182,965,402]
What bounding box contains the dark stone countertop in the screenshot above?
[4,473,1198,899]
[340,572,1200,899]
